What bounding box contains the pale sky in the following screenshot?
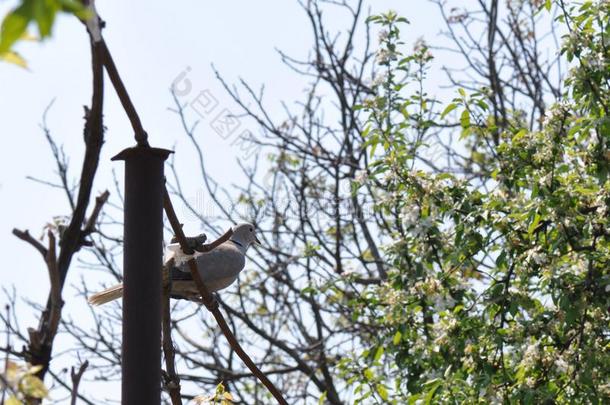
[0,0,449,401]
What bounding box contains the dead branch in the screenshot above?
[70,360,89,405]
[83,190,110,234]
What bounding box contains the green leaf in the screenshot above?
[0,0,84,55]
[369,139,378,158]
[373,346,384,362]
[19,375,49,398]
[545,0,552,11]
[19,374,48,399]
[317,391,328,405]
[0,0,35,54]
[392,330,402,345]
[460,109,471,129]
[0,50,28,68]
[408,394,421,405]
[376,384,389,401]
[566,307,578,325]
[444,365,452,377]
[5,396,22,405]
[363,368,374,381]
[424,380,442,404]
[58,0,91,19]
[440,103,458,119]
[513,128,528,141]
[527,211,541,236]
[495,251,507,269]
[476,99,489,110]
[32,0,59,38]
[361,124,370,138]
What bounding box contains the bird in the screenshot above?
[88,223,260,305]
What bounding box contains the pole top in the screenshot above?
[111,145,173,162]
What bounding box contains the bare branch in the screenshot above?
[11,229,47,258]
[70,360,89,405]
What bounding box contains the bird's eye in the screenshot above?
[249,228,253,232]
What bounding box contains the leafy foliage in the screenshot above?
[1,361,49,404]
[344,3,610,403]
[194,382,235,405]
[0,0,89,68]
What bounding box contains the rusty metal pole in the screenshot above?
[112,146,171,405]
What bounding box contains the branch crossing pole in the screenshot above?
[112,146,172,405]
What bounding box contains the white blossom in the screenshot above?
[542,100,573,127]
[400,205,420,228]
[371,73,387,87]
[377,29,389,44]
[555,357,569,373]
[521,342,539,368]
[532,252,547,265]
[526,248,547,265]
[354,170,368,183]
[376,48,395,64]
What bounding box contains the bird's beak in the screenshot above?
[254,235,261,245]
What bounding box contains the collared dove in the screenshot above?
[88,223,260,305]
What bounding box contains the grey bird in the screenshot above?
[88,223,260,305]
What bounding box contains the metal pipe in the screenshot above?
[112,146,171,405]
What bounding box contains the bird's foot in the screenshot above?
[202,293,218,311]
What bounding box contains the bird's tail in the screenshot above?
[88,284,124,306]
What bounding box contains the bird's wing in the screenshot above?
[177,242,245,281]
[171,243,245,295]
[199,244,245,281]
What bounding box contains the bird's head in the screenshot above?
[231,223,261,247]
